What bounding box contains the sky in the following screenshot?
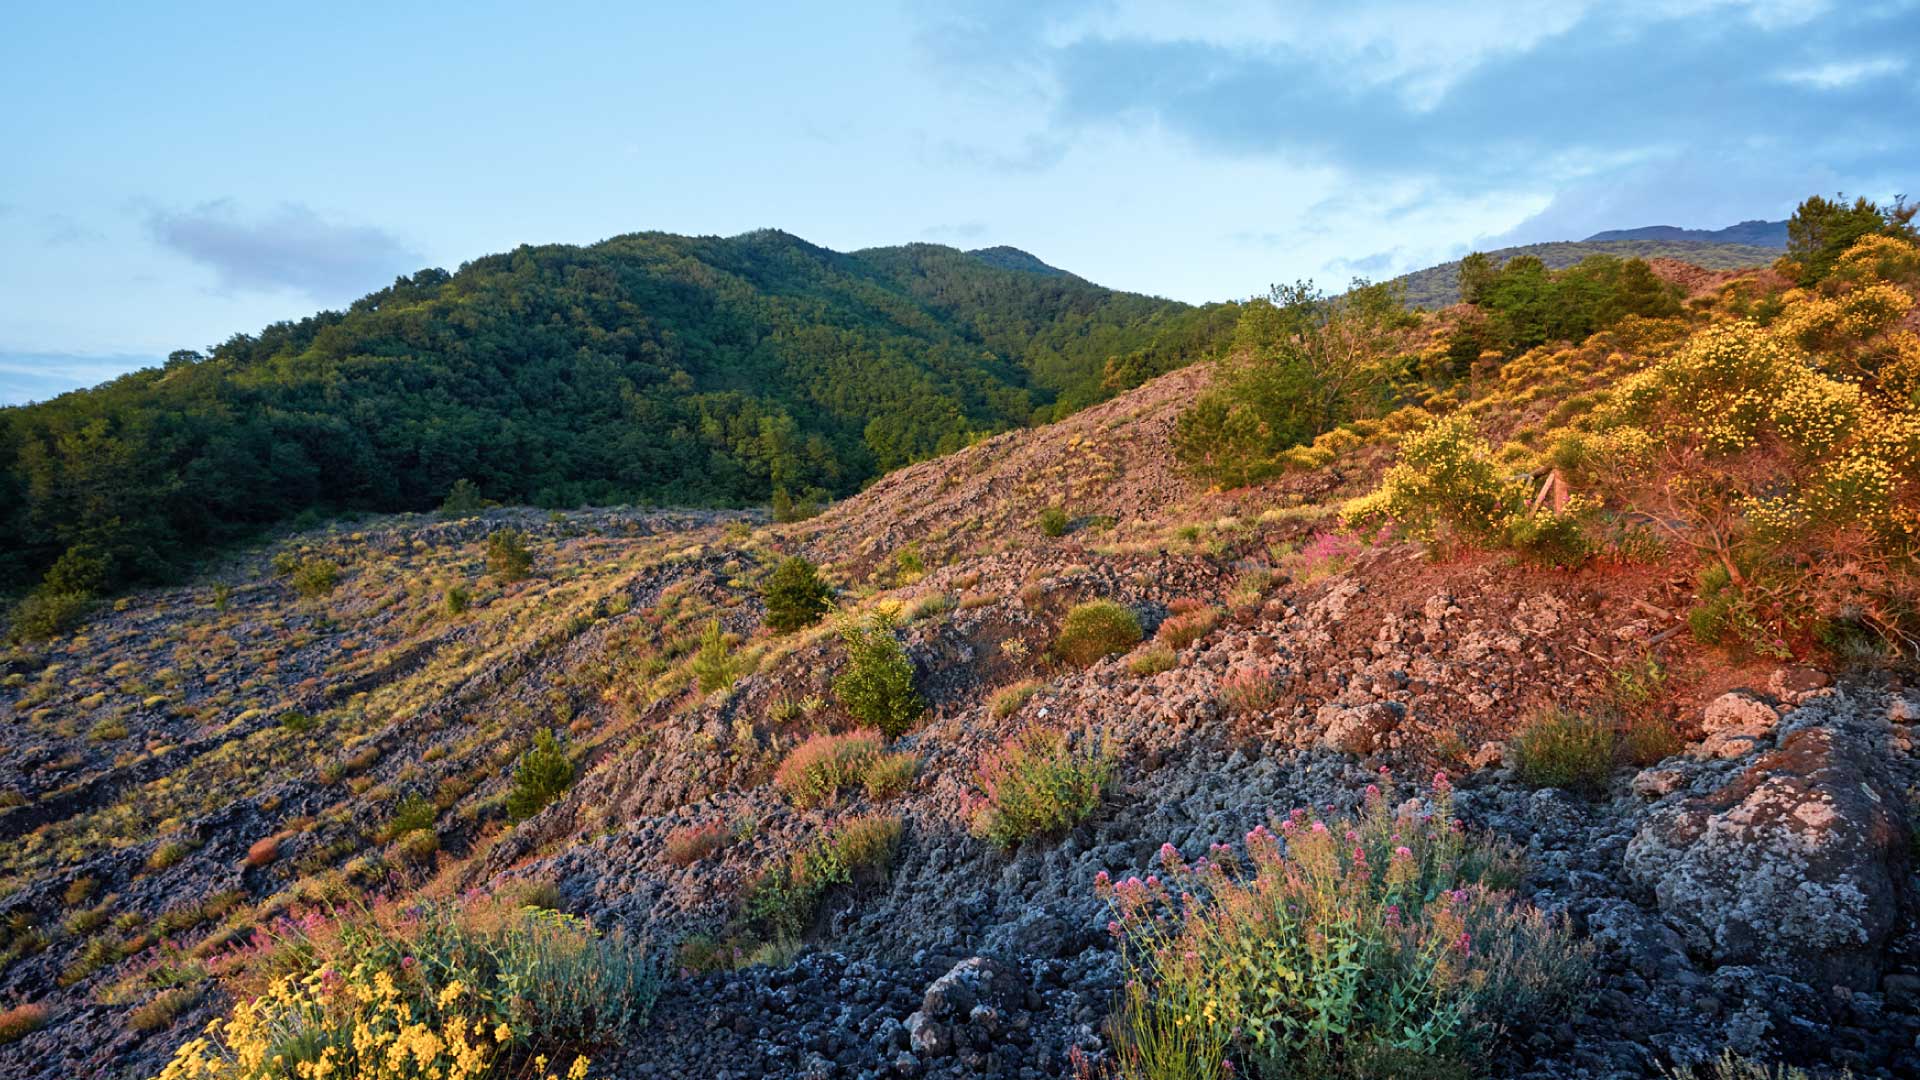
[2,0,1916,404]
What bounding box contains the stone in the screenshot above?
[1316,701,1401,755]
[1632,767,1686,798]
[1624,720,1910,990]
[1694,691,1780,759]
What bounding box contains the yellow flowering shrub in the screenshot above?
[1341,414,1525,546]
[1832,233,1920,287]
[152,900,654,1080]
[1770,369,1863,458]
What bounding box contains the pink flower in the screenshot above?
[1159,842,1179,863]
[1107,920,1122,937]
[1094,870,1110,887]
[1433,770,1451,792]
[1455,931,1472,956]
[1364,783,1380,799]
[1310,820,1329,834]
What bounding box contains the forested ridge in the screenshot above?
[0,229,1236,594]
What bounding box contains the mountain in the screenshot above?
[1393,237,1780,308]
[0,230,1236,593]
[1585,218,1788,247]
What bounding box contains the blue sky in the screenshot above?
[3,0,1916,404]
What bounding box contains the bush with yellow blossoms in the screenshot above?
[152,898,655,1080]
[1097,770,1587,1080]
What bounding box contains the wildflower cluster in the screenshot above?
[154,898,655,1080]
[1099,771,1586,1080]
[969,727,1113,849]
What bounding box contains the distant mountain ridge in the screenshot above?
[1584,219,1787,247]
[1394,237,1780,309]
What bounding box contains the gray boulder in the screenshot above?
[1624,698,1909,990]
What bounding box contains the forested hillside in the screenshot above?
[0,231,1235,596]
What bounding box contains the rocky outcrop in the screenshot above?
[1625,690,1911,990]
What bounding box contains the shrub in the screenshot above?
[664,820,731,866]
[1504,497,1598,567]
[1038,506,1070,537]
[147,840,189,872]
[1220,667,1283,713]
[833,615,923,738]
[59,936,124,987]
[87,717,129,742]
[970,728,1112,849]
[761,556,834,633]
[1342,414,1525,548]
[289,558,339,599]
[1102,773,1585,1079]
[1510,708,1618,795]
[399,829,440,865]
[989,679,1042,719]
[744,812,903,941]
[153,897,657,1080]
[7,590,92,642]
[507,729,575,821]
[689,619,741,693]
[1054,600,1143,667]
[1127,645,1177,676]
[486,528,534,582]
[63,876,97,907]
[245,837,280,868]
[386,794,439,838]
[894,543,925,581]
[444,586,471,615]
[0,1003,47,1046]
[773,730,884,809]
[1155,606,1219,650]
[862,751,918,800]
[129,987,198,1032]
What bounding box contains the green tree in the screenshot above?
[690,618,740,692]
[761,556,834,633]
[438,479,488,517]
[486,528,533,582]
[1787,193,1918,285]
[834,615,923,738]
[506,728,575,821]
[1175,279,1414,486]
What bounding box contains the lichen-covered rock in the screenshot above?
[1693,690,1779,760]
[1624,700,1909,989]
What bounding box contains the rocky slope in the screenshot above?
[2,257,1918,1080]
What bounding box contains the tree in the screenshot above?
[438,478,488,517]
[1175,278,1414,486]
[761,555,833,632]
[486,528,533,582]
[834,615,922,738]
[506,729,574,821]
[1787,194,1918,285]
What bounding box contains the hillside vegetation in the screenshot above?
[2,194,1919,1080]
[0,231,1236,600]
[1395,238,1780,308]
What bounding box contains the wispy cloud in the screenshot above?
[146,200,421,299]
[915,0,1920,238]
[0,351,161,406]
